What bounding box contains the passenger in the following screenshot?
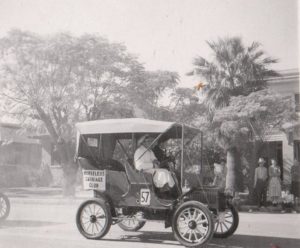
[153,141,167,162]
[134,135,175,190]
[212,160,227,191]
[153,140,172,169]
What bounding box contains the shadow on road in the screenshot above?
[106,231,180,246]
[212,234,300,248]
[104,231,300,248]
[0,220,64,229]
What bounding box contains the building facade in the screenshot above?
[0,123,42,187]
[262,69,300,186]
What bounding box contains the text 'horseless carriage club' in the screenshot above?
[75,118,239,247]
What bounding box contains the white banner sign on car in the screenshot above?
[82,170,106,190]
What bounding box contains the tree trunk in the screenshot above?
[56,141,78,197]
[61,161,78,197]
[225,147,237,196]
[248,140,262,203]
[235,149,244,192]
[35,104,78,196]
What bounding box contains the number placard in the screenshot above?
[82,170,106,190]
[140,188,151,205]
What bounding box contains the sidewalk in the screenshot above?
[234,193,300,214]
[3,187,300,212]
[3,187,93,205]
[238,205,299,214]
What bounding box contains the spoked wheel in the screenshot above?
[172,201,214,247]
[118,215,146,231]
[214,204,239,238]
[76,198,112,239]
[0,192,10,222]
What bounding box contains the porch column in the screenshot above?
[282,135,294,186]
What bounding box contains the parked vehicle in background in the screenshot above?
[0,192,10,222]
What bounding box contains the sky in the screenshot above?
[0,0,299,87]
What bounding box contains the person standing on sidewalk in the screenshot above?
[254,158,268,207]
[268,158,282,205]
[291,160,300,207]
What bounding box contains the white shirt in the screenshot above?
[134,145,156,171]
[134,145,175,188]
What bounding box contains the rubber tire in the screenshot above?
[213,204,239,238]
[76,198,112,239]
[172,201,214,248]
[118,219,146,231]
[0,193,10,222]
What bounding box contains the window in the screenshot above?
[87,137,98,147]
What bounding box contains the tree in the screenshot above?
[206,90,295,194]
[188,37,278,113]
[0,30,179,195]
[125,69,179,119]
[169,87,205,123]
[188,37,281,194]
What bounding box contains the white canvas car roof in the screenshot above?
[76,118,177,135]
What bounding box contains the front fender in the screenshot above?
[180,186,225,211]
[93,191,117,217]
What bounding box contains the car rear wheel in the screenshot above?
[172,201,214,247]
[214,203,239,238]
[0,192,10,222]
[76,198,112,239]
[118,216,146,231]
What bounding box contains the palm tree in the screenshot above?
[189,37,278,112]
[188,37,278,194]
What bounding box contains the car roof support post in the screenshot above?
[181,124,184,190]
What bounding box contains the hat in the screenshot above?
[258,158,265,164]
[214,163,223,173]
[137,135,149,146]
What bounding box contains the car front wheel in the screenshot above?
[172,201,214,247]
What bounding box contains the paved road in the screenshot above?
[0,201,299,248]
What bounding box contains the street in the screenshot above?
[0,201,299,248]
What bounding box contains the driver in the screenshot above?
[134,135,175,190]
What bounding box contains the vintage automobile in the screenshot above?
[75,118,239,247]
[0,192,10,222]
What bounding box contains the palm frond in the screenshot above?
[188,36,279,112]
[262,57,278,64]
[248,41,261,52]
[193,56,208,67]
[205,86,230,112]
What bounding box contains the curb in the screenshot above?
[237,205,300,214]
